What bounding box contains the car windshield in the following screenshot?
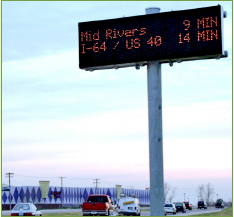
[165,204,172,207]
[13,204,30,210]
[88,196,108,202]
[176,203,183,206]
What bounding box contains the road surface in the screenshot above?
[2,207,226,216]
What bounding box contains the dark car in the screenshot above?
[183,201,192,210]
[215,202,224,208]
[197,201,207,209]
[175,202,186,213]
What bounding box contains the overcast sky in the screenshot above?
[2,1,232,205]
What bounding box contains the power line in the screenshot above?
[12,173,93,180]
[99,179,116,186]
[13,174,57,178]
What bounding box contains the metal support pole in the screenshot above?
[146,7,164,216]
[6,173,14,210]
[93,179,99,194]
[59,177,65,209]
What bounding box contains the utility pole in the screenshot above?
[58,177,65,209]
[5,173,14,210]
[93,179,99,194]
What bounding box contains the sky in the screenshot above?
[1,1,233,206]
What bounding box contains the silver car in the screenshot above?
[11,203,42,216]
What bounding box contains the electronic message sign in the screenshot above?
[78,5,226,70]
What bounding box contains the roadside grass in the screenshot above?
[190,206,233,216]
[42,212,83,216]
[41,208,151,216]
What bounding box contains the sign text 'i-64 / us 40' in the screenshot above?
[78,5,227,70]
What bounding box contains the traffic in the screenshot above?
[2,195,227,216]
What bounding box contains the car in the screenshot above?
[164,203,176,214]
[11,203,42,216]
[197,201,207,209]
[215,201,224,208]
[164,207,167,216]
[82,194,114,216]
[175,202,186,213]
[117,194,141,216]
[2,186,10,191]
[183,201,192,210]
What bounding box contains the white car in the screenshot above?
[11,203,42,216]
[164,203,176,214]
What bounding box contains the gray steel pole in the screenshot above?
[59,177,65,208]
[6,173,14,210]
[146,7,165,216]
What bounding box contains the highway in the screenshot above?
[2,207,227,216]
[142,207,226,216]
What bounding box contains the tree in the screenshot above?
[168,187,177,203]
[204,183,215,205]
[164,182,177,203]
[197,184,205,201]
[197,183,215,205]
[164,182,171,202]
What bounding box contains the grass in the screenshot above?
[42,212,83,216]
[190,206,233,216]
[41,208,151,216]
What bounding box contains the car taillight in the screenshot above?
[135,207,136,210]
[25,213,33,216]
[11,214,18,216]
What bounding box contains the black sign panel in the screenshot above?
[78,5,224,69]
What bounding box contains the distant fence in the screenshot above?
[2,186,150,209]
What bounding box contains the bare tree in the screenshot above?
[164,182,171,202]
[197,184,205,201]
[204,183,215,205]
[168,187,177,203]
[164,182,177,203]
[197,183,215,205]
